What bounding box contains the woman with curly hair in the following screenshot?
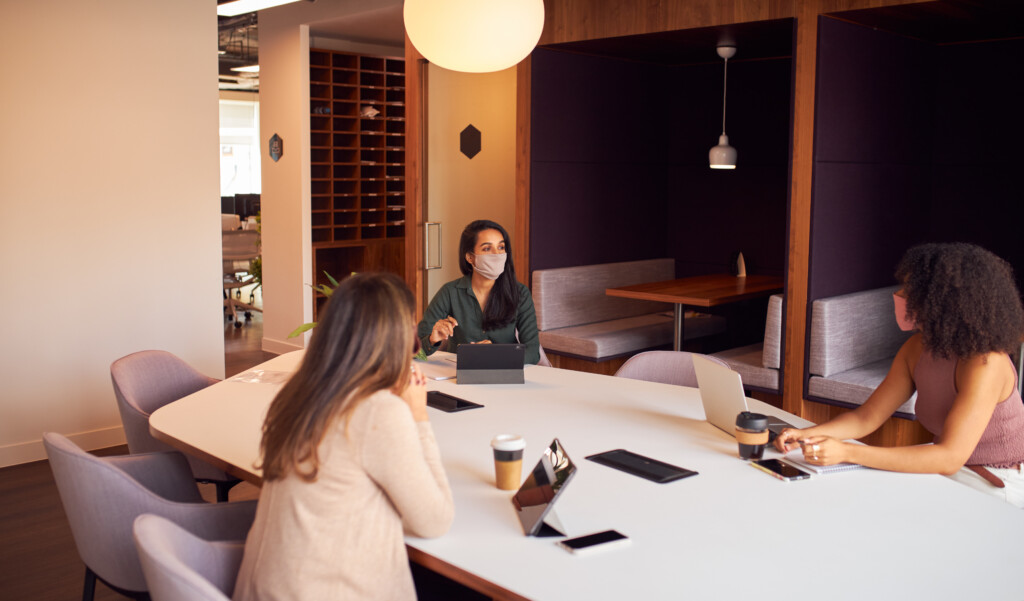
[775,243,1024,506]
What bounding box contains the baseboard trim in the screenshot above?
[262,336,303,355]
[0,425,126,468]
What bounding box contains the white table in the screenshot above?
[151,351,1024,601]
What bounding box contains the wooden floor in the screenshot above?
[0,306,272,601]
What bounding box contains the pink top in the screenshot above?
[914,351,1024,468]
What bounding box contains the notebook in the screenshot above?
[782,454,865,475]
[691,355,796,439]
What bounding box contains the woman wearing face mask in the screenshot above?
[774,243,1024,507]
[417,220,541,364]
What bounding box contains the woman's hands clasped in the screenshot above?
[398,364,429,422]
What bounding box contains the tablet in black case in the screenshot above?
[426,391,483,412]
[586,449,698,483]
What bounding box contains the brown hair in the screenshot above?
[259,272,415,481]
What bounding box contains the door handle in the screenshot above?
[424,222,442,270]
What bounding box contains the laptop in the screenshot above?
[691,355,795,440]
[456,343,526,384]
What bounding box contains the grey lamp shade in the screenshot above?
[709,134,737,169]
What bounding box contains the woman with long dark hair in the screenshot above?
[775,243,1024,506]
[233,273,453,600]
[417,219,541,364]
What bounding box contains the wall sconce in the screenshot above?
[404,0,545,73]
[709,45,737,170]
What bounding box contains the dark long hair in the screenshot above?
[458,220,520,331]
[259,273,415,481]
[895,243,1024,360]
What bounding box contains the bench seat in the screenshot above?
[713,343,779,390]
[808,357,917,417]
[539,312,725,360]
[711,293,783,391]
[533,259,726,363]
[807,285,914,414]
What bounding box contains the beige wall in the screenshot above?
[426,66,518,298]
[0,0,223,466]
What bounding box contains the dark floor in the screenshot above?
[0,304,271,601]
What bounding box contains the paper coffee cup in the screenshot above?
[491,434,526,490]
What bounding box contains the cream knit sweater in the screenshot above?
[233,389,454,601]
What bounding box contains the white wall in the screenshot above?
[426,65,518,299]
[0,0,224,466]
[257,0,402,352]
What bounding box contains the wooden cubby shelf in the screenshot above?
[309,48,407,318]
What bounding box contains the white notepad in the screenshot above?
[782,455,865,475]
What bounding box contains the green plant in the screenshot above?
[287,271,342,338]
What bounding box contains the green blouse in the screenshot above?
[417,276,541,365]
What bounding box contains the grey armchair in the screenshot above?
[134,514,244,601]
[111,350,241,502]
[614,351,729,387]
[43,432,256,601]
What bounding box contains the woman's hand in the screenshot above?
[429,316,458,345]
[398,364,429,422]
[773,428,808,453]
[798,436,848,466]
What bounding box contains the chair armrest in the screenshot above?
[165,499,259,541]
[105,451,203,503]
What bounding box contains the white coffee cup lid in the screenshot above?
[491,434,525,451]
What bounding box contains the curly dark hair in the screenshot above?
[895,243,1024,359]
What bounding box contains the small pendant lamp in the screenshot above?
[404,0,545,73]
[709,45,737,170]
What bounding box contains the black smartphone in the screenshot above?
[426,390,483,412]
[557,530,630,556]
[750,458,811,481]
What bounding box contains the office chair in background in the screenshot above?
[222,229,261,327]
[614,351,729,387]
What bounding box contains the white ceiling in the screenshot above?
[308,3,404,47]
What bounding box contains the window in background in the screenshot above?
[220,97,261,196]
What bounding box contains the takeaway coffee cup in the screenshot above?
[491,434,526,490]
[735,411,769,460]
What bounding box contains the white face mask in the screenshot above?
[472,252,507,280]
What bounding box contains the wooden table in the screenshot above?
[606,274,784,350]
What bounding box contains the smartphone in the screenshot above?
[557,530,630,556]
[750,458,811,481]
[426,390,483,412]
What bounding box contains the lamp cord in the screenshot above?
[721,56,729,136]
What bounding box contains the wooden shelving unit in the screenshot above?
[309,49,406,317]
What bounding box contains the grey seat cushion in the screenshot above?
[712,343,779,391]
[539,313,725,360]
[808,286,911,378]
[808,357,917,415]
[762,294,784,369]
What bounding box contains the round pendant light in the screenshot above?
[404,0,545,73]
